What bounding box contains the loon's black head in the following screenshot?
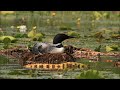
[53,34,75,44]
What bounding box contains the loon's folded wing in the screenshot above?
[31,42,50,54]
[31,43,42,54]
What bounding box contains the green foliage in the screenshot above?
[0,36,15,41]
[27,43,33,51]
[111,45,119,51]
[0,36,17,43]
[76,70,103,79]
[93,32,104,39]
[35,33,44,38]
[3,37,11,44]
[8,70,29,75]
[40,32,45,38]
[32,37,42,41]
[32,33,43,41]
[28,29,44,41]
[0,55,9,64]
[67,31,80,38]
[93,32,105,43]
[106,46,114,52]
[8,70,36,75]
[94,45,101,52]
[59,26,72,30]
[15,33,28,38]
[3,37,11,49]
[8,70,23,75]
[106,14,110,19]
[28,29,36,38]
[111,68,120,75]
[103,13,110,19]
[28,69,37,77]
[106,45,119,52]
[93,11,102,20]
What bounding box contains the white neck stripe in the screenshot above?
[53,43,61,46]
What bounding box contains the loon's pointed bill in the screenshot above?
[31,33,75,54]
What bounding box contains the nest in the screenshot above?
[24,53,75,65]
[20,45,77,65]
[0,47,76,65]
[1,45,119,66]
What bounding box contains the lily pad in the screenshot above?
[0,36,17,43]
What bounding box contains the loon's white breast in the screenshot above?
[40,43,65,53]
[49,47,65,53]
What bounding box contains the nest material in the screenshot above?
[26,53,75,64]
[64,45,81,54]
[0,47,75,65]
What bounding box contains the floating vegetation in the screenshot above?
[14,33,28,38]
[94,45,101,52]
[3,37,11,49]
[0,55,9,64]
[67,31,80,38]
[106,45,119,52]
[27,27,44,41]
[7,69,38,76]
[0,36,17,43]
[76,70,104,79]
[59,26,72,30]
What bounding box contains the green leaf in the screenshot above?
[3,37,11,44]
[106,46,114,52]
[111,45,119,51]
[28,30,36,38]
[0,36,16,41]
[94,45,101,52]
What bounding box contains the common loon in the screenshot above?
[31,34,74,54]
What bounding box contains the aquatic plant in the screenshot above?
[103,12,110,19]
[28,26,44,41]
[93,32,105,43]
[76,70,103,79]
[59,26,72,30]
[0,55,9,64]
[14,33,28,38]
[8,70,23,75]
[0,36,17,43]
[106,45,119,52]
[3,37,11,49]
[93,11,103,20]
[28,28,36,38]
[67,31,80,38]
[94,45,101,52]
